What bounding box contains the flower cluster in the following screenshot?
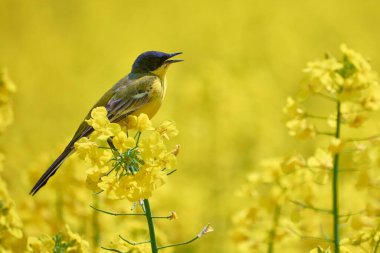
[0,70,22,252]
[284,44,380,138]
[0,179,23,252]
[26,224,89,252]
[303,44,378,95]
[0,69,16,133]
[74,107,179,202]
[232,156,325,252]
[233,45,380,252]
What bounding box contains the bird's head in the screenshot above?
[131,51,183,78]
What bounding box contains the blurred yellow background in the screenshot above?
[1,0,380,252]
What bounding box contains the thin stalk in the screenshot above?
[332,100,341,253]
[101,247,123,253]
[289,200,332,214]
[288,227,333,243]
[268,205,281,253]
[306,113,329,120]
[346,133,380,142]
[316,131,336,136]
[316,92,338,102]
[119,235,150,246]
[144,199,159,253]
[158,236,199,250]
[90,205,146,216]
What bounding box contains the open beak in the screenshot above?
[165,52,183,64]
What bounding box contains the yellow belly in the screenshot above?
[131,98,162,119]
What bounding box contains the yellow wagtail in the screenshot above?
[30,51,182,195]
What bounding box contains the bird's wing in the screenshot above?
[106,88,150,122]
[69,74,155,144]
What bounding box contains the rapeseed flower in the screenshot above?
[0,179,23,252]
[75,107,179,202]
[234,45,380,253]
[26,224,89,253]
[0,69,16,133]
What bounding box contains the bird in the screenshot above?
[30,51,182,195]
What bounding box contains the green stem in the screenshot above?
[144,199,159,253]
[332,100,341,253]
[306,113,329,120]
[268,205,281,253]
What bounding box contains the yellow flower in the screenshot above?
[0,180,23,244]
[126,113,154,131]
[75,137,112,167]
[286,118,316,139]
[341,102,367,128]
[307,148,333,169]
[118,175,140,201]
[86,107,121,140]
[313,170,329,185]
[112,131,136,152]
[280,153,305,174]
[340,44,378,92]
[0,69,16,133]
[125,114,138,129]
[98,175,121,199]
[328,138,345,154]
[168,211,178,220]
[156,120,179,140]
[85,166,107,192]
[302,45,379,97]
[362,87,380,111]
[76,107,179,201]
[303,57,343,93]
[283,96,305,119]
[74,137,98,160]
[121,166,167,202]
[140,132,166,162]
[136,114,153,131]
[27,225,89,253]
[26,235,54,253]
[0,68,16,103]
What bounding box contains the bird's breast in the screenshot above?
[132,77,166,119]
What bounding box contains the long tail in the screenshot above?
[29,145,74,195]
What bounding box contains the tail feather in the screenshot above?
[30,146,74,195]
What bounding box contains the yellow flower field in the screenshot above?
[1,1,380,252]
